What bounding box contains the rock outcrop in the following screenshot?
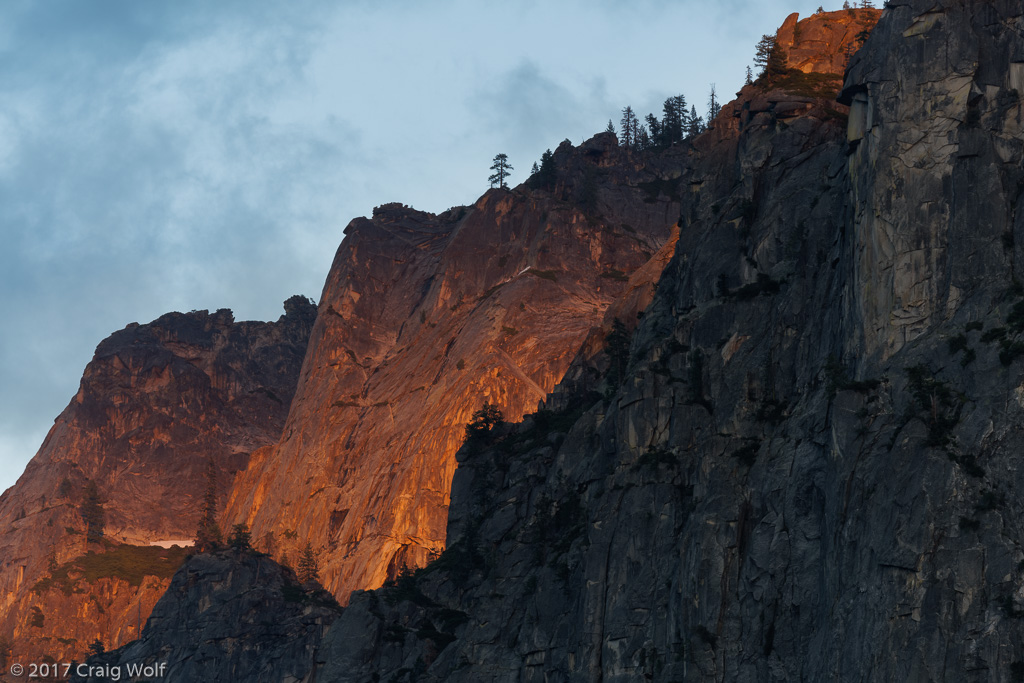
[777,8,882,75]
[0,298,315,662]
[72,549,339,683]
[307,3,1024,680]
[224,139,680,599]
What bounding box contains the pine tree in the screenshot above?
[766,41,788,77]
[707,84,721,123]
[89,639,104,656]
[229,523,252,550]
[843,0,851,8]
[81,480,104,543]
[605,119,615,135]
[488,153,513,189]
[630,117,642,149]
[754,34,777,75]
[816,5,824,12]
[527,149,556,190]
[687,105,703,137]
[619,106,637,148]
[195,459,222,552]
[662,96,687,146]
[745,66,754,85]
[636,124,650,151]
[645,114,661,147]
[673,95,689,131]
[298,542,319,583]
[530,161,539,175]
[465,403,504,442]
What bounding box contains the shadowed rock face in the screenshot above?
[224,137,681,599]
[71,549,340,683]
[0,299,314,662]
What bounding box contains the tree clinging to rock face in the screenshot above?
[298,542,320,583]
[620,106,638,148]
[488,153,513,189]
[528,149,556,190]
[465,403,504,443]
[81,480,105,543]
[707,83,721,123]
[195,459,222,553]
[229,523,252,551]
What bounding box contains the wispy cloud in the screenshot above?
[0,0,832,493]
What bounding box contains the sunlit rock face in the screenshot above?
[0,300,314,661]
[224,138,681,600]
[777,8,883,75]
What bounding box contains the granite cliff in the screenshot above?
[99,5,1024,682]
[0,298,315,663]
[28,1,1024,680]
[310,2,1024,680]
[222,142,680,598]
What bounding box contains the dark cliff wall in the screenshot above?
[314,3,1024,681]
[72,3,1024,681]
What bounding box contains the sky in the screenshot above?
[0,0,836,494]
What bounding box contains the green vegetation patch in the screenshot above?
[767,70,844,99]
[526,269,559,282]
[32,544,190,594]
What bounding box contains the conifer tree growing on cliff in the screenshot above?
[620,106,638,148]
[687,105,704,137]
[528,149,556,190]
[465,403,504,443]
[195,459,222,552]
[707,84,721,123]
[754,34,777,75]
[298,542,319,583]
[229,523,252,551]
[81,480,105,543]
[488,153,513,189]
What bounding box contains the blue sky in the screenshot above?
[0,0,835,494]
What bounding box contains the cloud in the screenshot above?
[0,0,837,493]
[473,61,612,152]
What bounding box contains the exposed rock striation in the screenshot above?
[0,298,314,662]
[224,139,680,599]
[776,8,882,75]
